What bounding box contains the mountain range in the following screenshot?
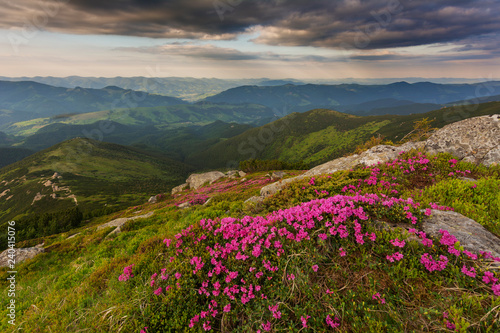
[0,81,186,126]
[203,81,500,113]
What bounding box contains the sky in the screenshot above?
[0,0,499,79]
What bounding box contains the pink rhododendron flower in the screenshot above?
[389,238,406,248]
[326,314,340,328]
[461,265,476,278]
[301,315,310,328]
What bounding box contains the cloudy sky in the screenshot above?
[1,0,499,79]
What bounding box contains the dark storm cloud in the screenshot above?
[2,0,499,51]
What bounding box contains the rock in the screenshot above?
[305,142,425,178]
[260,175,306,197]
[226,170,239,178]
[148,195,157,204]
[178,202,191,209]
[458,177,476,182]
[239,171,247,177]
[483,146,500,167]
[97,212,154,235]
[260,142,425,197]
[245,196,264,205]
[186,171,226,190]
[171,183,188,195]
[67,233,81,239]
[240,178,247,182]
[203,197,212,206]
[425,114,500,165]
[0,245,45,267]
[271,171,287,179]
[422,210,500,258]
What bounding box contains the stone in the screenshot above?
[97,212,154,235]
[0,244,45,267]
[245,196,264,205]
[271,171,287,179]
[171,183,188,195]
[178,202,191,209]
[260,175,306,197]
[483,146,500,167]
[226,170,239,177]
[148,195,157,204]
[422,210,500,259]
[260,142,425,197]
[425,114,500,165]
[239,171,247,177]
[186,171,226,190]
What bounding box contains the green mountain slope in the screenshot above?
[188,101,500,169]
[133,120,254,162]
[204,81,500,114]
[5,102,273,136]
[0,138,192,224]
[0,81,187,127]
[0,76,305,101]
[1,149,498,332]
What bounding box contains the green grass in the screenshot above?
[1,150,499,332]
[0,138,192,229]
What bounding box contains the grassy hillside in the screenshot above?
[188,101,500,169]
[5,103,273,137]
[0,138,192,224]
[0,81,187,127]
[133,120,254,162]
[1,149,498,332]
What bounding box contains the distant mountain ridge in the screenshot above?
[0,77,306,102]
[187,101,500,169]
[0,80,187,125]
[203,81,500,114]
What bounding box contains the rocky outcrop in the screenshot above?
[173,170,248,194]
[259,115,500,198]
[425,114,500,166]
[172,183,188,195]
[0,244,45,267]
[97,211,154,236]
[186,171,226,190]
[271,171,287,179]
[260,141,425,197]
[422,210,500,259]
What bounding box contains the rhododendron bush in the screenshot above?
[119,151,499,332]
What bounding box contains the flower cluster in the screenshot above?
[118,264,134,282]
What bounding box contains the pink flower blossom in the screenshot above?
[326,314,340,328]
[461,265,476,278]
[301,315,310,328]
[312,265,319,272]
[389,238,406,248]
